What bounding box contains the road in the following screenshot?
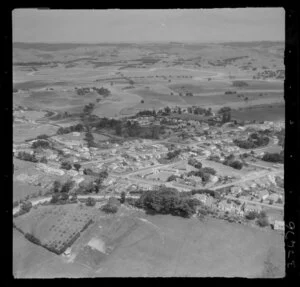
[211,170,282,191]
[112,159,185,177]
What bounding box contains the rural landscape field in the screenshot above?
[13,9,285,278]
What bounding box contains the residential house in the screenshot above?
[274,220,284,231]
[218,200,234,212]
[258,189,269,200]
[231,186,242,194]
[243,203,262,214]
[268,193,281,202]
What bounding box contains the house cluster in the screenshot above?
[229,174,284,204]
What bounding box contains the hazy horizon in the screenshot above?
[13,8,285,43]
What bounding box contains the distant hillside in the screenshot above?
[222,41,284,47]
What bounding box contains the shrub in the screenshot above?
[167,175,178,182]
[61,180,75,193]
[245,211,258,220]
[50,193,60,204]
[201,167,216,175]
[86,197,96,207]
[232,80,249,87]
[230,161,243,170]
[25,233,41,245]
[61,161,72,170]
[256,216,269,227]
[39,156,48,164]
[101,204,118,214]
[53,180,62,193]
[73,163,81,171]
[60,192,69,201]
[120,191,126,204]
[36,134,49,140]
[20,201,32,213]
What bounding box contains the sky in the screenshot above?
[13,8,285,43]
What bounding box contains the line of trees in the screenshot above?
[57,123,85,135]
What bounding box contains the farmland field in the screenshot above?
[14,204,99,254]
[231,103,285,122]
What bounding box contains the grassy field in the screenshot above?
[133,89,185,104]
[13,81,69,90]
[84,209,284,277]
[13,123,58,142]
[13,205,284,277]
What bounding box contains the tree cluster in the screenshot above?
[223,155,243,170]
[188,157,203,169]
[76,86,111,97]
[61,161,73,170]
[232,80,249,87]
[16,151,38,163]
[262,151,284,163]
[234,133,269,149]
[32,140,51,149]
[218,107,232,123]
[166,149,181,160]
[135,187,199,218]
[57,123,85,135]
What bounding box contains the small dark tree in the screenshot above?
[50,193,60,204]
[73,163,81,172]
[53,180,61,193]
[39,156,48,164]
[61,180,75,193]
[20,201,32,213]
[37,134,49,140]
[120,191,126,204]
[167,175,178,182]
[245,211,258,220]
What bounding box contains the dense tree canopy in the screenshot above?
[136,186,199,218]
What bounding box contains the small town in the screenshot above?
[13,104,285,233]
[12,8,285,278]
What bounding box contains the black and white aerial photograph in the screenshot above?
[13,8,285,278]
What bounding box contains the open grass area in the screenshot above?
[13,123,58,142]
[75,209,284,277]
